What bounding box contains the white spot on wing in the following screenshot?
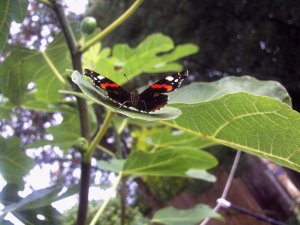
[97,75,105,80]
[165,76,174,81]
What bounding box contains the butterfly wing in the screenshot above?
[84,69,131,106]
[137,71,188,112]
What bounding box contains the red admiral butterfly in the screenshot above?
[84,69,188,113]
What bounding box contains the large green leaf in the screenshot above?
[71,70,182,121]
[148,127,215,149]
[123,148,217,179]
[0,137,34,187]
[1,184,79,222]
[0,0,28,51]
[98,149,217,181]
[1,184,79,214]
[1,186,62,216]
[98,159,125,173]
[164,92,300,172]
[169,75,291,105]
[151,204,220,225]
[83,33,198,84]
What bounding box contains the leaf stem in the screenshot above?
[117,118,128,134]
[97,144,116,157]
[36,0,52,8]
[84,111,115,162]
[89,172,123,225]
[80,0,143,53]
[41,51,67,86]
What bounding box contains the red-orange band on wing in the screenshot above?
[101,83,120,89]
[151,84,173,91]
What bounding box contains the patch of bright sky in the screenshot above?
[9,0,89,50]
[10,22,22,35]
[64,0,89,15]
[20,164,53,196]
[1,125,14,138]
[52,174,119,213]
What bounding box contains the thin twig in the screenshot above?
[199,150,242,225]
[226,201,287,225]
[97,144,116,157]
[117,118,128,134]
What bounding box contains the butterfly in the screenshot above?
[84,69,188,113]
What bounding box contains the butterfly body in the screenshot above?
[84,69,188,113]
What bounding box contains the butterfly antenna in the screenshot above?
[123,74,129,83]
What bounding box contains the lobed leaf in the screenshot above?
[165,92,300,172]
[151,204,220,225]
[83,33,198,84]
[0,0,28,51]
[1,184,79,217]
[169,75,291,105]
[123,147,217,180]
[0,137,34,187]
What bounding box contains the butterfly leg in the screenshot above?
[113,101,129,112]
[140,100,149,113]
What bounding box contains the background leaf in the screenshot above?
[123,148,217,180]
[0,95,13,119]
[1,184,79,215]
[151,204,220,225]
[169,75,291,105]
[83,33,198,84]
[98,160,125,173]
[27,107,80,153]
[0,137,34,187]
[0,47,36,105]
[0,29,73,106]
[0,0,28,51]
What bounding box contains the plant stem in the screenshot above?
[52,1,91,225]
[117,118,128,134]
[120,176,127,225]
[90,172,123,225]
[84,110,115,162]
[52,1,78,55]
[80,0,144,53]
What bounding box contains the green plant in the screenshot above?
[0,1,299,225]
